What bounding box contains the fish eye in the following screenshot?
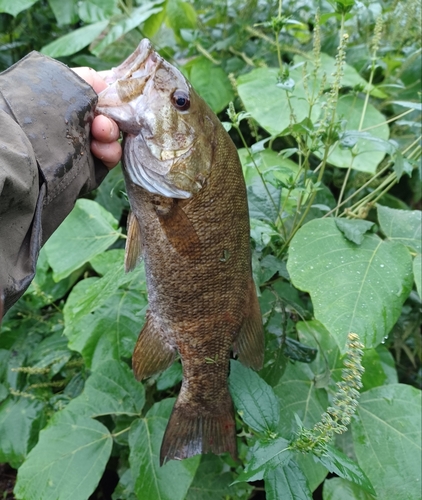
[171,90,190,111]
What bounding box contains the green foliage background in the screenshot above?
[0,0,421,499]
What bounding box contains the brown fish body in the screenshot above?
[96,40,264,464]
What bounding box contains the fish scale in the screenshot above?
[96,39,264,464]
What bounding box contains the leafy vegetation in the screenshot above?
[0,0,421,499]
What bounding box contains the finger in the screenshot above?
[91,115,120,143]
[91,140,122,169]
[71,67,108,94]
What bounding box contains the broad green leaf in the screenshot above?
[28,330,72,377]
[265,460,312,500]
[376,345,398,385]
[184,57,234,113]
[323,477,374,500]
[229,360,280,434]
[91,2,163,56]
[352,384,422,500]
[247,178,281,224]
[413,254,421,298]
[237,67,322,136]
[317,445,375,495]
[0,397,45,468]
[316,95,390,173]
[64,266,147,368]
[90,249,126,276]
[165,0,197,39]
[360,348,388,391]
[377,205,422,253]
[94,164,128,221]
[234,437,292,483]
[66,360,144,417]
[0,0,38,16]
[287,218,413,351]
[41,20,109,57]
[186,455,252,500]
[14,411,113,500]
[283,337,317,363]
[47,0,78,25]
[274,361,329,437]
[156,362,183,391]
[44,199,120,281]
[295,453,328,492]
[78,0,118,23]
[129,412,200,500]
[335,219,375,245]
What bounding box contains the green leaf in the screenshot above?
[91,2,163,56]
[274,361,329,437]
[63,264,147,368]
[90,249,126,276]
[352,384,422,500]
[360,348,388,391]
[323,477,374,500]
[295,453,328,493]
[44,199,120,281]
[237,67,322,136]
[14,411,113,500]
[47,0,78,25]
[247,179,281,224]
[0,0,38,16]
[186,455,252,500]
[377,205,422,253]
[284,337,317,363]
[184,57,234,113]
[234,437,292,483]
[0,397,45,468]
[66,360,145,417]
[316,95,390,173]
[265,460,312,500]
[229,360,280,434]
[287,218,414,351]
[40,20,109,57]
[334,218,375,245]
[317,445,375,495]
[392,100,422,111]
[156,362,183,391]
[413,254,422,298]
[129,410,200,500]
[78,0,118,23]
[28,330,72,377]
[165,0,197,38]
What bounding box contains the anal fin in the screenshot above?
[132,312,176,380]
[125,211,143,273]
[157,201,202,259]
[234,278,264,370]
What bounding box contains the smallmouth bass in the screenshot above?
[96,39,264,465]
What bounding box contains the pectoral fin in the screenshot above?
[132,312,176,380]
[124,211,143,273]
[234,279,265,370]
[157,202,202,259]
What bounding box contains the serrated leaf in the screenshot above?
[352,384,422,500]
[186,455,252,500]
[413,254,421,298]
[335,218,375,245]
[0,0,38,16]
[184,57,234,113]
[287,218,413,351]
[323,477,374,500]
[44,199,120,281]
[129,411,200,500]
[41,20,109,57]
[273,361,329,437]
[64,266,147,368]
[0,397,45,468]
[265,460,312,500]
[91,2,163,56]
[229,360,280,433]
[66,360,144,417]
[377,205,422,253]
[317,445,375,495]
[14,411,113,500]
[234,437,292,483]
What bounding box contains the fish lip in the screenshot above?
[143,136,194,162]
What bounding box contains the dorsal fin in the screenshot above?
[124,211,143,273]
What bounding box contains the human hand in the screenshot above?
[71,67,122,169]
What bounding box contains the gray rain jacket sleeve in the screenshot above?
[0,52,108,313]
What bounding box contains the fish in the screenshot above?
[96,39,264,465]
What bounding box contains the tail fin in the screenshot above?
[160,390,237,465]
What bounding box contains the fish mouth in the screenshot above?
[145,139,192,162]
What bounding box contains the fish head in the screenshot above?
[96,39,215,199]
